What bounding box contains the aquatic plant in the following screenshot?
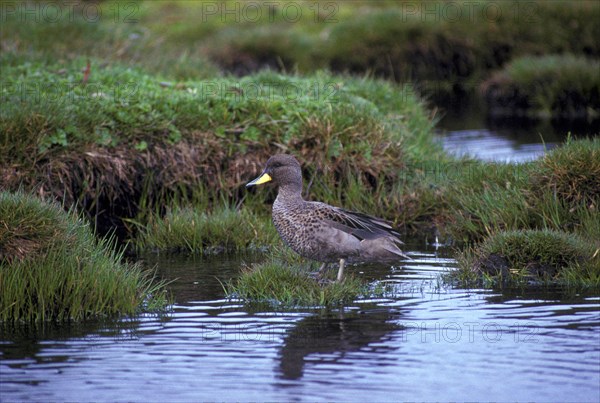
[0,192,168,322]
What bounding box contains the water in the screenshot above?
[2,247,599,402]
[438,128,559,162]
[436,95,600,162]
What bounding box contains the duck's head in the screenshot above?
[246,154,302,190]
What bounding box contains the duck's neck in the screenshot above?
[276,182,303,203]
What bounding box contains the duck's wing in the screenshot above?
[312,202,403,242]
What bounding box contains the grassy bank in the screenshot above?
[1,57,439,238]
[3,1,598,110]
[481,55,600,119]
[138,1,600,83]
[0,192,168,322]
[1,0,219,80]
[226,248,369,307]
[322,2,599,90]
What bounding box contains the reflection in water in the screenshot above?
[142,252,258,302]
[279,308,401,380]
[0,318,145,365]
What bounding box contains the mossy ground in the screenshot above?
[0,192,169,323]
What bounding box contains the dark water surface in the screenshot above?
[2,244,599,402]
[436,96,600,162]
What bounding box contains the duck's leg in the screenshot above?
[310,262,329,280]
[336,258,346,283]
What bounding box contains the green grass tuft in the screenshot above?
[438,139,600,290]
[443,161,531,241]
[227,249,367,307]
[0,191,168,322]
[452,229,599,288]
[438,138,600,243]
[530,137,600,208]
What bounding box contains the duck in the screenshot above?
[246,154,408,282]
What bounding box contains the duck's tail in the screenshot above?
[382,238,411,260]
[359,236,411,262]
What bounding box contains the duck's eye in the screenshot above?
[271,162,282,169]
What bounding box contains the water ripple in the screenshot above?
[1,251,598,402]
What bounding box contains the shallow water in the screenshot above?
[2,245,599,402]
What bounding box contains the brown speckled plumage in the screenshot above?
[247,154,408,281]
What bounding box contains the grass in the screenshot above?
[0,57,439,238]
[0,191,168,322]
[3,0,598,103]
[226,248,369,307]
[452,229,600,288]
[136,205,278,253]
[481,54,600,119]
[136,1,600,91]
[529,136,600,209]
[322,3,600,87]
[443,162,532,241]
[443,138,600,288]
[1,0,219,80]
[437,138,600,242]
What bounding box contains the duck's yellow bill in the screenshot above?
[246,172,272,187]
